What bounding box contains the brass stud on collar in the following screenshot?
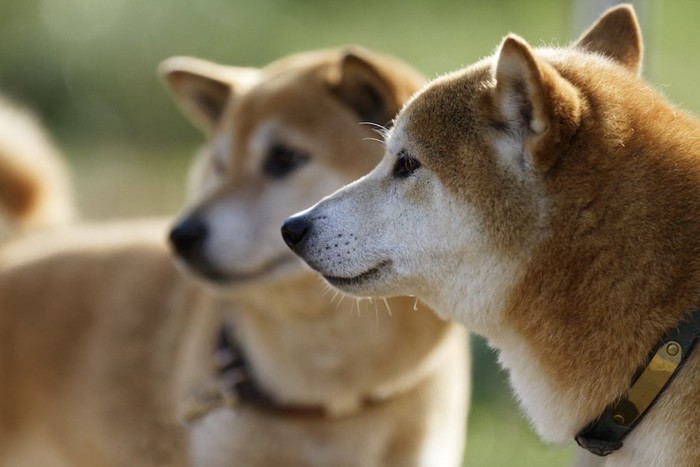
[666,342,680,357]
[612,414,625,425]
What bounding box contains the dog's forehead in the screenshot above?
[236,69,329,123]
[222,69,334,157]
[391,63,494,165]
[217,62,383,177]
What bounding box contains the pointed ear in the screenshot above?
[574,4,643,76]
[159,57,259,134]
[328,48,401,127]
[493,35,581,172]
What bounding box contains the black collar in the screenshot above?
[215,326,326,416]
[215,326,383,418]
[575,308,700,456]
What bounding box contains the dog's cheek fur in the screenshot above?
[370,99,540,328]
[352,139,528,328]
[401,71,548,254]
[200,191,269,273]
[198,161,348,277]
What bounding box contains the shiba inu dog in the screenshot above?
[0,97,74,236]
[163,47,469,467]
[0,48,468,467]
[284,6,700,466]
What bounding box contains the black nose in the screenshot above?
[169,217,208,260]
[281,214,310,249]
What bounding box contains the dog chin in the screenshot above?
[321,260,394,296]
[180,255,301,287]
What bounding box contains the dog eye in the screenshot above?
[393,152,421,178]
[263,144,310,178]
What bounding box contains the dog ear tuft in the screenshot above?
[159,57,259,134]
[495,36,549,136]
[493,35,581,172]
[574,4,643,76]
[328,48,400,127]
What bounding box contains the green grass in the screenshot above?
[465,400,573,467]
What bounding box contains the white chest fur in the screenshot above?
[494,331,585,444]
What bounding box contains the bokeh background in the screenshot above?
[1,0,697,465]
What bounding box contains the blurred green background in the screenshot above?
[1,0,697,465]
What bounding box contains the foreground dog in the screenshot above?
[0,97,73,236]
[284,6,700,466]
[163,47,469,467]
[0,48,468,466]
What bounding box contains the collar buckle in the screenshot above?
[575,309,700,456]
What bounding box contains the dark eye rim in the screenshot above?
[263,143,311,178]
[393,150,421,178]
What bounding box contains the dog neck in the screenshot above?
[575,308,700,456]
[213,325,390,418]
[226,273,458,417]
[487,113,700,456]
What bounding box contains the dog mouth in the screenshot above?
[323,260,392,290]
[184,254,299,286]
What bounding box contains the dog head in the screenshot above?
[283,6,646,330]
[161,48,424,288]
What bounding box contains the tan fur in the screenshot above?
[0,98,74,235]
[0,221,210,466]
[165,48,469,467]
[0,48,469,466]
[285,6,700,466]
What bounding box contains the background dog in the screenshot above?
[0,48,469,466]
[163,47,470,467]
[284,6,700,466]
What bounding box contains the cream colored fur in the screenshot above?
[164,47,469,467]
[0,48,469,466]
[0,220,211,466]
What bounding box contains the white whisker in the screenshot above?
[363,136,386,146]
[373,298,380,331]
[359,121,391,141]
[334,293,346,311]
[382,297,393,317]
[359,121,389,131]
[375,305,379,329]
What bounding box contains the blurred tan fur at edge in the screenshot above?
[0,98,74,236]
[0,47,469,467]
